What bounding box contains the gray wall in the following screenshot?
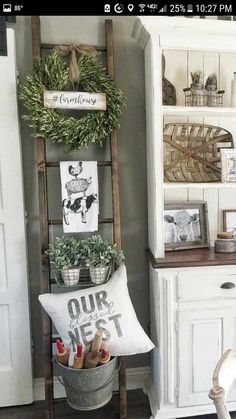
[15,16,149,378]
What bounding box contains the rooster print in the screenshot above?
[68,161,83,179]
[60,161,99,233]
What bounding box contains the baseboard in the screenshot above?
[33,366,151,401]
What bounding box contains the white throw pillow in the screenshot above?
[39,264,154,356]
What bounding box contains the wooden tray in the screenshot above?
[164,123,233,182]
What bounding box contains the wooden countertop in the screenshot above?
[147,248,236,269]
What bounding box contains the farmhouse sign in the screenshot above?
[44,90,106,111]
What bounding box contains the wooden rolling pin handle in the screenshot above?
[73,343,84,369]
[56,339,70,366]
[84,351,100,369]
[99,349,111,365]
[91,330,103,352]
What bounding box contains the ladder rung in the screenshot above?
[45,161,111,168]
[48,218,114,225]
[41,43,106,52]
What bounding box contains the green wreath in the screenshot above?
[20,51,125,151]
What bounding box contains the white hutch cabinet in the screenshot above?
[133,17,236,419]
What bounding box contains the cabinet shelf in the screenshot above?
[164,182,236,189]
[163,105,236,117]
[147,248,236,269]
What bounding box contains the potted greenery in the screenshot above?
[46,236,81,286]
[79,235,125,284]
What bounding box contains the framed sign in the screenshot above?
[44,91,106,110]
[223,209,236,237]
[221,149,236,182]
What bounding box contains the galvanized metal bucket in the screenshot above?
[53,356,117,411]
[89,266,111,285]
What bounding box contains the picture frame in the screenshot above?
[223,209,236,237]
[164,201,210,251]
[221,149,236,182]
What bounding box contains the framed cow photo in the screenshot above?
[164,201,210,251]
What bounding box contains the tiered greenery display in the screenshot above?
[20,51,125,151]
[46,235,124,269]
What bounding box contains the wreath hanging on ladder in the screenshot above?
[20,48,125,152]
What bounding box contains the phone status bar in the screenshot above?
[0,2,234,16]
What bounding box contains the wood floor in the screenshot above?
[0,390,235,419]
[0,390,149,419]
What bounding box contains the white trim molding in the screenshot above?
[33,366,151,401]
[132,17,236,49]
[132,17,236,53]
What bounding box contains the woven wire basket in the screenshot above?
[164,123,233,182]
[51,267,95,288]
[89,266,112,285]
[51,266,112,288]
[183,87,225,107]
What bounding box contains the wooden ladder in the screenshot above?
[31,16,127,419]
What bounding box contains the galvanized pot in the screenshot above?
[61,268,80,286]
[54,356,117,411]
[89,266,111,285]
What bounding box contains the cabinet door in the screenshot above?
[178,308,236,407]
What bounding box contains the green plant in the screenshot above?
[46,236,81,269]
[79,235,125,268]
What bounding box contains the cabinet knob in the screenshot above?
[220,282,235,289]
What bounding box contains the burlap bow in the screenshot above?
[56,43,97,89]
